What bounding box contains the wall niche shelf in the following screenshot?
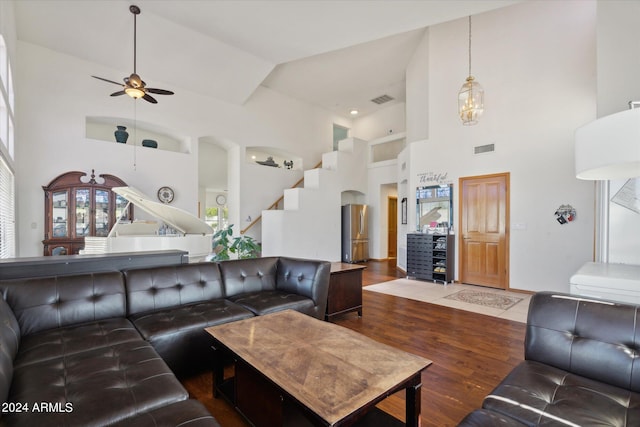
[246,146,302,171]
[85,116,189,154]
[368,132,406,168]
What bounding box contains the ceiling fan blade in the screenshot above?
[146,88,174,95]
[143,93,158,104]
[92,75,123,86]
[110,90,126,97]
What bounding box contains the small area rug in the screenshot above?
[444,289,522,310]
[363,279,529,322]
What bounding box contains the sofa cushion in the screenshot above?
[124,263,224,316]
[482,360,640,427]
[4,340,188,427]
[0,297,20,404]
[14,317,142,368]
[226,290,315,317]
[525,292,640,392]
[129,299,254,375]
[110,399,220,427]
[0,272,127,336]
[219,257,278,297]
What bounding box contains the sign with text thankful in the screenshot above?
[418,171,451,185]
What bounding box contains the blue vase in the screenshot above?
[114,126,129,143]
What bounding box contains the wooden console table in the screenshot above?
[326,262,366,321]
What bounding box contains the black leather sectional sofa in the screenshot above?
[0,256,330,427]
[458,291,640,426]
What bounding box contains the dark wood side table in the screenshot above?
[326,262,366,321]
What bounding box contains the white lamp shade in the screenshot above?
[575,108,640,180]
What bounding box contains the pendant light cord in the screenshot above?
[468,16,472,77]
[133,100,137,171]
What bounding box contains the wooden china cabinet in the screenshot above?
[42,170,133,256]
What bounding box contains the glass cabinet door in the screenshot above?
[52,191,68,237]
[94,189,110,237]
[75,188,90,237]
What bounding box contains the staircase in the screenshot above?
[261,138,369,261]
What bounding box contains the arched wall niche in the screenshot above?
[246,146,302,171]
[85,116,189,153]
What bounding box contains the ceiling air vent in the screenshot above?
[474,143,495,155]
[371,94,394,105]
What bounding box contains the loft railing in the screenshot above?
[240,161,322,235]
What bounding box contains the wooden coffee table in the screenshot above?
[205,310,432,427]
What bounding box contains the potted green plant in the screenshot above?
[210,225,261,261]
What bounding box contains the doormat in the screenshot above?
[444,290,523,310]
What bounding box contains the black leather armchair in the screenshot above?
[458,291,640,426]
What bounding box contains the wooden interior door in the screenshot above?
[459,173,509,289]
[388,197,397,258]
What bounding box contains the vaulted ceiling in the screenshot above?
[14,0,521,118]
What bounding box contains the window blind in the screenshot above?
[0,154,15,258]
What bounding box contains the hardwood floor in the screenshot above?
[182,259,525,427]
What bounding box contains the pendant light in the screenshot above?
[458,16,484,125]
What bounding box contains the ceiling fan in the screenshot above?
[92,5,173,104]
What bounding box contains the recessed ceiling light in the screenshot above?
[350,109,359,116]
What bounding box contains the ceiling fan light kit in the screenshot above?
[124,86,145,99]
[92,5,174,104]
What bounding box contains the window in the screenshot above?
[205,206,228,232]
[0,34,13,157]
[0,33,15,258]
[333,124,349,151]
[0,155,15,258]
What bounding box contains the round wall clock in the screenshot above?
[216,194,227,206]
[157,186,175,204]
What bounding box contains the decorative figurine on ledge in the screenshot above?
[284,160,293,169]
[256,156,279,167]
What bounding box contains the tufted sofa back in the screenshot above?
[219,257,279,297]
[526,292,640,392]
[276,257,330,304]
[0,297,20,404]
[124,263,224,315]
[0,272,127,337]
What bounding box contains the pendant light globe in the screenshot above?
[458,16,484,125]
[458,76,484,125]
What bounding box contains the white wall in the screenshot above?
[403,1,598,292]
[596,1,640,117]
[596,1,640,265]
[351,102,405,142]
[350,102,406,260]
[15,41,350,256]
[405,27,430,143]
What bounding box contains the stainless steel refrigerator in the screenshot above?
[342,204,369,263]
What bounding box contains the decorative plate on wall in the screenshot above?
[157,186,174,204]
